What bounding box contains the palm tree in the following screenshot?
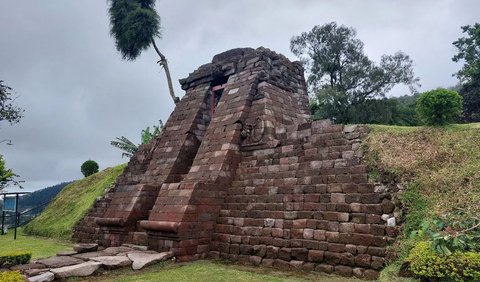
[108,0,178,103]
[111,120,164,158]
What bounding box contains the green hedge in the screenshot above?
[408,241,480,281]
[0,271,24,282]
[0,251,31,267]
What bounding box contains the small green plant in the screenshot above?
[407,241,480,281]
[416,88,463,125]
[80,160,99,177]
[410,210,480,256]
[0,251,32,266]
[0,271,24,282]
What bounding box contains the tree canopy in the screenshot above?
[0,80,23,126]
[81,160,99,177]
[290,22,419,124]
[452,23,480,122]
[453,23,480,83]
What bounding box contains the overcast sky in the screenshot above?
[0,0,478,192]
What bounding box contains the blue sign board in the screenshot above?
[3,197,16,211]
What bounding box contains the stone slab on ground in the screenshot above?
[122,244,148,251]
[90,256,132,269]
[73,251,109,261]
[127,251,173,270]
[36,256,84,268]
[102,246,134,255]
[56,250,78,256]
[28,271,54,282]
[73,243,98,253]
[24,268,50,277]
[50,261,102,279]
[10,263,46,271]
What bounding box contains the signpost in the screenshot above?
[1,192,29,239]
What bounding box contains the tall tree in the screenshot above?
[290,22,419,123]
[108,0,178,104]
[452,23,480,121]
[0,80,23,191]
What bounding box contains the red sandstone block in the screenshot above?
[354,224,371,234]
[293,219,307,229]
[324,251,342,265]
[265,246,279,259]
[362,204,383,214]
[366,214,383,224]
[278,248,291,261]
[364,269,380,280]
[367,247,386,257]
[336,203,350,212]
[334,265,353,277]
[339,223,355,233]
[358,183,375,193]
[371,256,385,270]
[345,244,357,254]
[350,213,366,224]
[289,260,304,270]
[273,259,291,270]
[291,229,304,239]
[308,250,324,262]
[272,228,283,238]
[327,221,339,232]
[328,243,346,253]
[371,236,387,247]
[315,263,333,274]
[370,224,386,236]
[354,254,371,268]
[352,234,374,246]
[325,231,340,243]
[313,230,326,241]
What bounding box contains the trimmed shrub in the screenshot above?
[407,241,480,281]
[416,88,463,125]
[81,160,99,177]
[0,271,24,282]
[0,251,31,266]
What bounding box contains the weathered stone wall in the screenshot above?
[210,120,394,280]
[73,47,398,279]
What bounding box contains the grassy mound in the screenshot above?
[23,164,126,240]
[364,123,480,281]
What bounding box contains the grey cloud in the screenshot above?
[1,0,478,191]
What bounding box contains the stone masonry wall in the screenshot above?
[210,120,396,280]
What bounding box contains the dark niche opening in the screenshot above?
[209,75,229,114]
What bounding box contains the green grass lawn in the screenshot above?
[23,164,126,240]
[69,260,362,282]
[0,228,72,259]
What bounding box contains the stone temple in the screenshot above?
[73,47,397,279]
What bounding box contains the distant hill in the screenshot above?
[19,182,74,211]
[23,164,126,240]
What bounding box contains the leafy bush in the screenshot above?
[410,210,480,256]
[416,88,463,125]
[0,271,24,282]
[80,160,99,177]
[0,251,31,266]
[407,241,480,281]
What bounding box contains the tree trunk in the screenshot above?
[152,40,179,104]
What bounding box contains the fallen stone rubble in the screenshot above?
[7,243,173,281]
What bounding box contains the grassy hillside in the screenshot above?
[23,164,126,240]
[364,123,480,281]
